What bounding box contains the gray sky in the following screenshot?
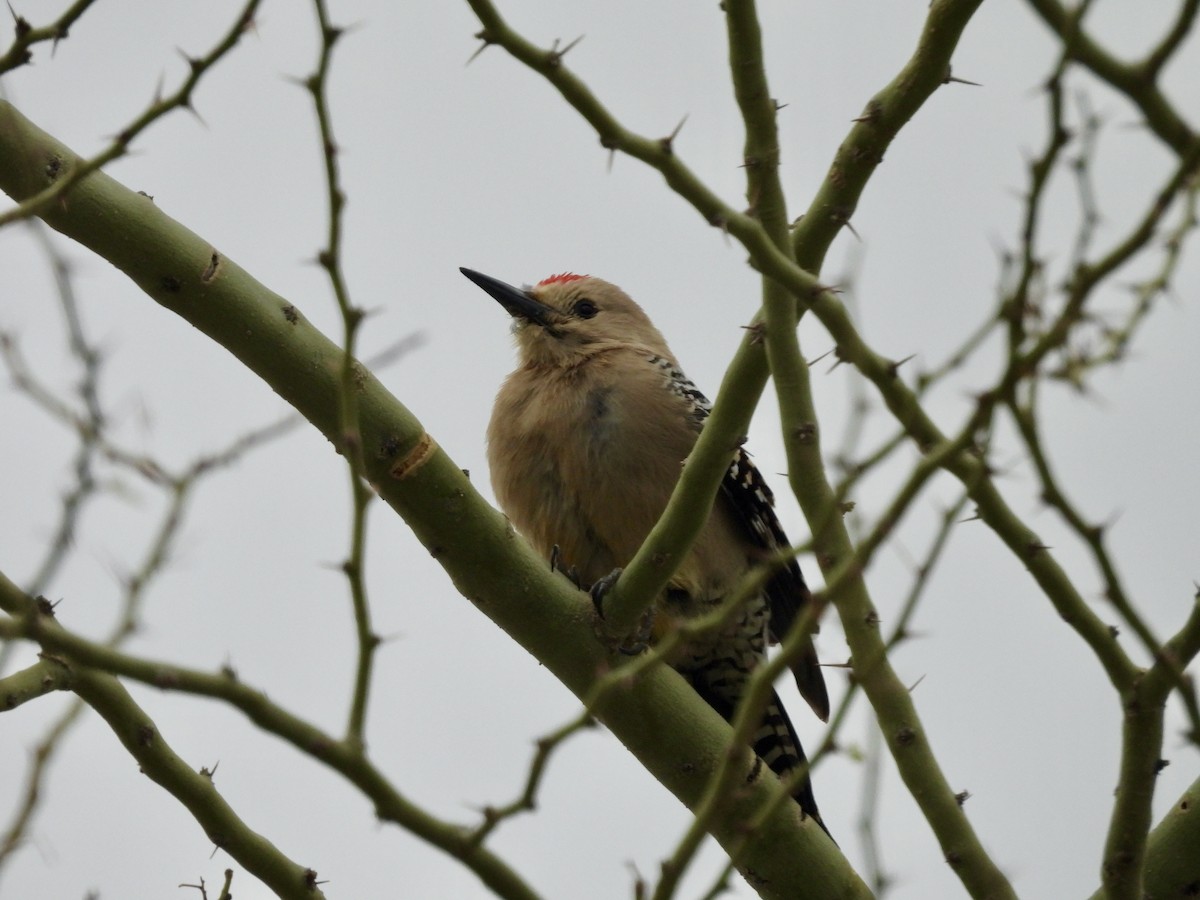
[2,2,1198,898]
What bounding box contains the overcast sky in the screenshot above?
[2,2,1198,899]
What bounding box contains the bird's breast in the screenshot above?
[486,354,707,582]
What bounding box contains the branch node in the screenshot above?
[389,432,438,480]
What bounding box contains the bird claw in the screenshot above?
[590,568,654,655]
[615,612,655,656]
[588,568,622,618]
[549,544,584,589]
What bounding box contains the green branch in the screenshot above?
[0,573,544,900]
[0,0,98,74]
[0,585,327,900]
[790,0,987,269]
[1024,0,1198,158]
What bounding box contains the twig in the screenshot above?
[0,0,98,74]
[1023,0,1198,157]
[304,0,378,752]
[0,573,545,900]
[0,0,262,229]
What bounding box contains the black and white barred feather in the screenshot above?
[646,353,828,714]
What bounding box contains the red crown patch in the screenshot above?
[537,272,588,287]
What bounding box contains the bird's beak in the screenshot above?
[460,268,554,326]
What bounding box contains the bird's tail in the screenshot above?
[691,673,832,840]
[753,689,831,839]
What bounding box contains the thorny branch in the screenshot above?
[467,710,597,846]
[995,17,1200,891]
[0,214,309,882]
[718,492,973,900]
[16,222,104,602]
[1024,0,1198,157]
[0,574,545,900]
[0,584,330,900]
[0,336,299,881]
[0,0,97,75]
[303,0,379,752]
[0,0,262,229]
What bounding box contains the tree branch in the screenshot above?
[1023,0,1198,157]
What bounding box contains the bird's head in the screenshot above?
[460,268,671,367]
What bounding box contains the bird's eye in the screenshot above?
[574,298,598,319]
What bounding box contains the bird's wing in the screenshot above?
[722,449,830,721]
[651,353,830,721]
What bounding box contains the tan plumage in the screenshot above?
[463,267,830,833]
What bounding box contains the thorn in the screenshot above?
[851,99,882,124]
[179,95,206,127]
[239,11,259,37]
[887,354,916,377]
[35,595,59,616]
[466,31,493,66]
[322,23,344,46]
[740,322,765,345]
[51,23,84,58]
[908,673,927,692]
[7,2,30,38]
[821,658,855,670]
[660,114,689,155]
[943,65,982,87]
[547,34,584,68]
[177,48,203,75]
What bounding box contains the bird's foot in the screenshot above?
[590,568,654,656]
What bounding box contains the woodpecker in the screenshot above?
[462,267,830,833]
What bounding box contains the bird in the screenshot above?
[461,266,831,834]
